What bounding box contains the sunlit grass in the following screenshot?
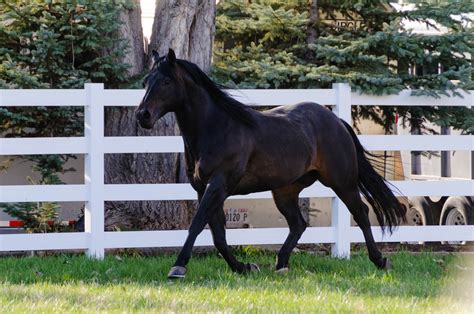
[0,250,472,313]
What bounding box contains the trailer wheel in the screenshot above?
[406,197,435,226]
[405,197,435,244]
[440,197,473,245]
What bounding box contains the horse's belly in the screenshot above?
[232,160,307,195]
[233,175,280,195]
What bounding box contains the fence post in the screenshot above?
[84,83,105,259]
[331,83,352,258]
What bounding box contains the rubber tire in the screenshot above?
[440,196,473,226]
[406,197,435,226]
[439,196,473,245]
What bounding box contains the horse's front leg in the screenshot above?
[207,205,260,274]
[168,175,225,279]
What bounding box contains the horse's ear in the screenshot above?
[152,50,160,63]
[167,48,176,64]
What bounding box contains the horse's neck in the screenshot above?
[174,87,219,156]
[174,109,200,154]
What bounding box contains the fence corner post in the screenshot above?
[331,83,352,259]
[84,83,105,259]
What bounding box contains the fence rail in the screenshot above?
[2,180,472,203]
[1,135,472,155]
[0,83,473,258]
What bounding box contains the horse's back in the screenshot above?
[260,102,345,149]
[262,102,339,129]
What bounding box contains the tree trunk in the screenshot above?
[149,0,216,73]
[306,0,319,60]
[119,1,146,77]
[104,113,194,231]
[103,0,215,231]
[101,1,145,77]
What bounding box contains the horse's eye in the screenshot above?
[163,78,172,85]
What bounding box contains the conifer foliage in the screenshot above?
[0,1,129,90]
[213,0,473,132]
[0,1,131,230]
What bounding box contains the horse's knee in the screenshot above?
[187,227,201,239]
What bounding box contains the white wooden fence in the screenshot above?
[0,83,472,258]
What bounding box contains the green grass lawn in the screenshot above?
[0,249,472,313]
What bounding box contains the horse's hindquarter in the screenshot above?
[234,103,320,194]
[295,102,358,188]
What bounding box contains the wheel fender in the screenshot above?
[424,196,447,223]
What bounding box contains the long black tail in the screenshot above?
[341,120,406,233]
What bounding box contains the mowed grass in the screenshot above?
[0,249,472,313]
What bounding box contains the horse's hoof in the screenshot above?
[246,263,260,272]
[168,266,187,279]
[383,258,392,271]
[275,267,289,274]
[377,257,392,271]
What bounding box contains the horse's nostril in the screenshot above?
[137,109,151,121]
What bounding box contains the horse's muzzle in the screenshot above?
[136,108,153,129]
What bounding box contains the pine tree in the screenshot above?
[0,0,132,139]
[0,0,132,230]
[213,0,473,134]
[1,0,217,231]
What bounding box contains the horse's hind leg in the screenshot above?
[334,187,389,269]
[272,185,307,271]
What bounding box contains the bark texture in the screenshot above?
[102,0,145,77]
[104,113,193,230]
[119,0,146,76]
[306,0,319,60]
[149,0,216,73]
[103,0,215,231]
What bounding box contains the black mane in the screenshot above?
[175,59,257,128]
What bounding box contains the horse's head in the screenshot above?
[136,49,184,129]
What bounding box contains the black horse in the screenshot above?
[136,49,406,279]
